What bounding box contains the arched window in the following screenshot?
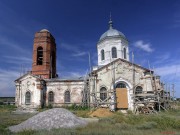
[135,86,143,94]
[116,83,126,88]
[112,47,117,58]
[64,91,70,103]
[101,49,105,60]
[124,48,126,59]
[100,87,107,101]
[25,91,31,104]
[37,47,43,65]
[48,91,54,103]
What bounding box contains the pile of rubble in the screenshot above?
[9,108,87,132]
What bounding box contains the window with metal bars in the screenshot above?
[25,91,31,105]
[100,87,107,101]
[116,83,126,88]
[64,91,70,103]
[135,86,143,94]
[48,91,54,103]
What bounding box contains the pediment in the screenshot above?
[15,73,41,83]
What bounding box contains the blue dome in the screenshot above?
[100,28,125,40]
[99,20,126,41]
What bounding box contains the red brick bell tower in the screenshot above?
[32,29,56,79]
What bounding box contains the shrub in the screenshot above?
[48,104,53,109]
[127,110,133,114]
[113,114,126,123]
[148,115,180,129]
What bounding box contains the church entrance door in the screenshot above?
[116,83,128,109]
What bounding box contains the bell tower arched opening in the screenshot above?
[37,47,43,65]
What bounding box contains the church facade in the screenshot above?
[15,20,163,111]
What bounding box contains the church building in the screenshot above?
[15,19,163,112]
[15,29,84,109]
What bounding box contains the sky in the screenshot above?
[0,0,180,98]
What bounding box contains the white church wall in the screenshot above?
[90,59,154,110]
[15,74,42,108]
[97,37,129,66]
[97,38,126,66]
[46,81,84,106]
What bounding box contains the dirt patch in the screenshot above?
[89,108,114,118]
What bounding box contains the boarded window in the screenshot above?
[112,47,117,58]
[101,49,105,60]
[100,87,107,101]
[37,47,43,65]
[116,83,126,88]
[124,48,126,59]
[64,91,70,103]
[135,86,143,94]
[48,91,54,103]
[25,91,31,105]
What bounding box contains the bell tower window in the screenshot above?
[112,47,117,58]
[124,48,126,59]
[101,49,105,60]
[37,47,43,65]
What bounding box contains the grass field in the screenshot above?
[0,105,180,135]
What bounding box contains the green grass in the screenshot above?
[0,105,16,112]
[14,123,179,135]
[0,105,35,135]
[61,104,91,118]
[0,105,180,135]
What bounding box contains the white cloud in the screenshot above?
[0,36,31,56]
[72,52,87,57]
[61,42,88,58]
[3,56,32,64]
[91,52,98,65]
[0,1,46,37]
[61,43,80,52]
[0,68,20,96]
[156,53,170,61]
[153,52,170,65]
[134,40,154,52]
[60,70,87,79]
[155,64,180,77]
[69,72,84,77]
[155,64,180,97]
